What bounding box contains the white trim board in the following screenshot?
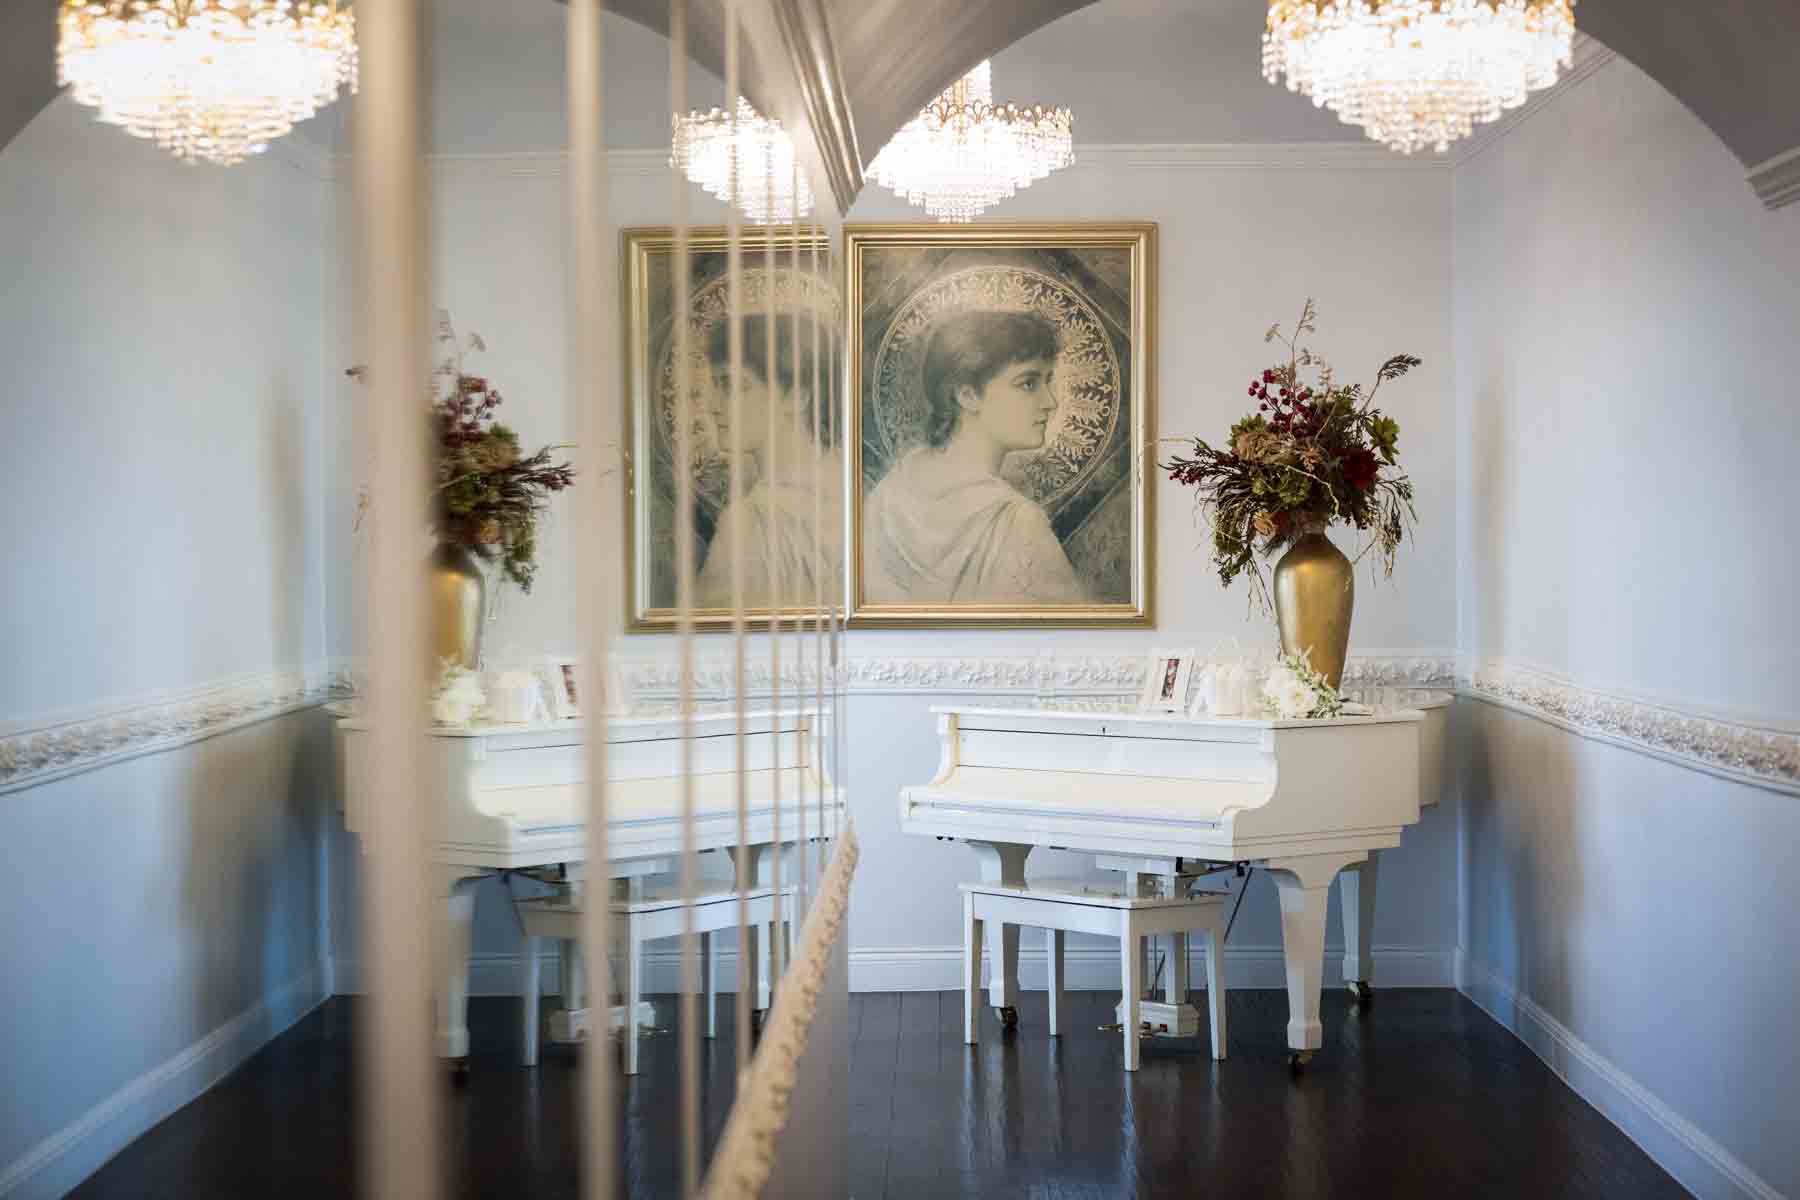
[1458,954,1782,1200]
[0,968,329,1200]
[332,943,1457,998]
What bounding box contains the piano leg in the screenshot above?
[1266,852,1366,1065]
[1046,928,1065,1037]
[1339,850,1381,1004]
[433,868,483,1063]
[563,936,585,1012]
[965,841,1030,1021]
[1167,932,1190,1007]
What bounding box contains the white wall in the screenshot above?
[323,146,1462,990]
[1454,54,1800,1200]
[0,98,333,1198]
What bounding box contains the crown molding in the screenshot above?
[0,667,349,798]
[1746,144,1800,212]
[1454,32,1618,167]
[1462,660,1800,797]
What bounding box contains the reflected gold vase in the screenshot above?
[429,541,486,671]
[1272,515,1353,690]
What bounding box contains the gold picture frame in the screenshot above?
[845,221,1156,628]
[620,225,838,632]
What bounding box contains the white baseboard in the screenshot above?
[0,967,329,1200]
[849,943,1457,993]
[333,943,1456,999]
[1458,952,1781,1200]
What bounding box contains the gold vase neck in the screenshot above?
[1288,512,1329,537]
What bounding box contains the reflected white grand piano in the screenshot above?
[337,708,842,1062]
[901,701,1445,1067]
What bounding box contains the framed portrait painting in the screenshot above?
[621,226,840,631]
[845,222,1156,627]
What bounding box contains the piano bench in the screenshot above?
[514,883,796,1075]
[959,879,1228,1072]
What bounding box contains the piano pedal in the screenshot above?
[1097,1022,1158,1039]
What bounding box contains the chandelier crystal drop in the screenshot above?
[56,0,358,167]
[867,60,1074,223]
[671,98,815,225]
[1262,0,1576,155]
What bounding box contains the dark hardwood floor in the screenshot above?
[71,988,1686,1199]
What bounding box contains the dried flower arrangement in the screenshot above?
[349,313,574,590]
[1161,300,1419,611]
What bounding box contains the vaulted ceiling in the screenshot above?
[5,0,1798,208]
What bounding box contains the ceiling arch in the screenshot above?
[5,0,1798,208]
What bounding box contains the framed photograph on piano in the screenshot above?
[1138,647,1196,714]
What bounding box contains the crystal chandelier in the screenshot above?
[867,60,1074,223]
[671,98,814,225]
[56,1,358,167]
[1262,0,1576,155]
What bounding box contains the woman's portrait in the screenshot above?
[693,310,842,611]
[847,224,1156,626]
[622,227,838,630]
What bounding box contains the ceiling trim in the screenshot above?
[1746,145,1800,212]
[1453,32,1617,168]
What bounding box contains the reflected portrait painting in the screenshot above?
[847,223,1155,626]
[623,227,839,630]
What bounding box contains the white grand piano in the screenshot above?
[336,707,842,1064]
[901,699,1447,1067]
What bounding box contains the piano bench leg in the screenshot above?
[1120,922,1142,1072]
[1201,923,1227,1061]
[520,935,541,1067]
[963,895,982,1045]
[701,931,717,1040]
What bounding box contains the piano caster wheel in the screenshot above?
[1287,1050,1315,1073]
[995,1006,1019,1030]
[1348,980,1373,1007]
[447,1057,470,1085]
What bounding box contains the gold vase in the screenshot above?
[1273,516,1354,690]
[429,541,486,671]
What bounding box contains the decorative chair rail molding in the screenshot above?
[1462,660,1800,797]
[701,822,858,1200]
[0,667,350,797]
[618,650,1460,700]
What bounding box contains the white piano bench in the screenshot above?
[959,879,1229,1072]
[515,883,795,1076]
